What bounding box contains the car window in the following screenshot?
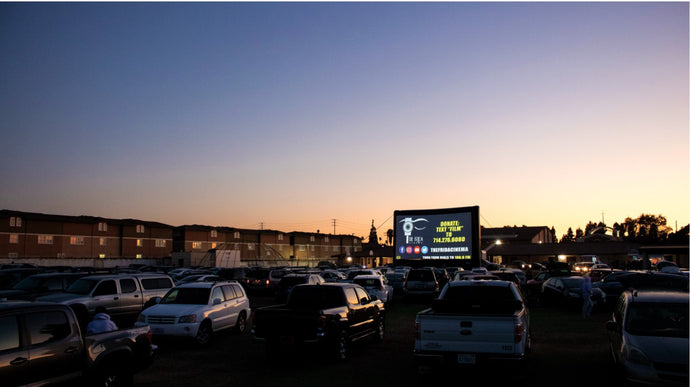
[354,287,369,303]
[119,278,137,293]
[93,280,117,296]
[344,288,359,305]
[26,311,71,345]
[222,285,236,300]
[0,316,20,351]
[233,284,246,298]
[211,287,225,302]
[141,277,174,290]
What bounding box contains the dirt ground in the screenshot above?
[133,294,621,387]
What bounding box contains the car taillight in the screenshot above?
[317,314,327,329]
[514,323,524,343]
[147,330,153,344]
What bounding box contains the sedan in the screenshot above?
[540,276,606,308]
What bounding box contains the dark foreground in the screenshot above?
[134,295,620,387]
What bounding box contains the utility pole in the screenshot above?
[332,219,336,235]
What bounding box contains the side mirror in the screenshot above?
[154,297,162,304]
[212,298,222,305]
[369,295,378,302]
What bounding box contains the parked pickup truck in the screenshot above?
[0,300,156,386]
[252,282,385,361]
[414,280,531,371]
[36,273,174,327]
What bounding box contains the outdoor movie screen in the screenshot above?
[394,206,480,266]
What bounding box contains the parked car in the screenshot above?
[526,270,552,297]
[606,289,688,385]
[593,271,689,304]
[429,267,450,290]
[137,280,251,345]
[385,271,407,294]
[0,268,44,290]
[252,283,385,361]
[0,272,86,301]
[353,275,393,305]
[0,300,156,386]
[275,273,325,303]
[175,274,223,285]
[572,262,596,273]
[319,269,347,283]
[540,276,606,308]
[403,268,439,300]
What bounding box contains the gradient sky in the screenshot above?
[1,2,688,240]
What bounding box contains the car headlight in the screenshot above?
[625,346,652,366]
[137,314,146,323]
[178,314,197,323]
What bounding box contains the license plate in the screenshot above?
[457,354,476,364]
[280,336,295,345]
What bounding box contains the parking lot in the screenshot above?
[133,294,622,387]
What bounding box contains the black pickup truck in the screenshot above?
[0,300,156,386]
[251,282,385,361]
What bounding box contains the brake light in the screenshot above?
[317,314,327,329]
[147,330,153,344]
[514,323,524,343]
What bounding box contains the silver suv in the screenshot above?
[606,289,688,385]
[137,280,251,345]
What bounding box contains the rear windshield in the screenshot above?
[626,302,689,338]
[280,277,308,288]
[353,278,382,289]
[407,270,435,281]
[287,286,344,309]
[434,285,521,314]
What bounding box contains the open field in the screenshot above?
[133,295,621,387]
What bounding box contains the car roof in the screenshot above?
[353,275,382,280]
[175,280,238,288]
[626,289,689,303]
[0,300,71,313]
[447,279,513,287]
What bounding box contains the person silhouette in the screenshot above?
[86,306,118,334]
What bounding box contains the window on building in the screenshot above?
[234,231,240,239]
[155,239,166,248]
[9,234,18,244]
[98,222,107,232]
[9,217,22,227]
[299,245,306,251]
[211,242,217,249]
[324,237,329,243]
[211,230,218,238]
[310,236,315,242]
[136,239,143,247]
[38,235,53,245]
[248,243,255,250]
[100,238,107,246]
[278,234,284,241]
[70,236,85,245]
[192,241,203,249]
[310,245,315,251]
[8,252,18,259]
[99,254,106,259]
[136,254,143,259]
[136,225,145,233]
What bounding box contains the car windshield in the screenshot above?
[161,288,211,305]
[65,279,98,295]
[12,276,45,291]
[626,302,689,338]
[287,286,343,309]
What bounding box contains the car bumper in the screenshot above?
[137,322,200,338]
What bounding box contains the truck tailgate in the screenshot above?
[416,313,520,355]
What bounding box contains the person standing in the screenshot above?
[581,276,593,318]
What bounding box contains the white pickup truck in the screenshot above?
[414,279,531,371]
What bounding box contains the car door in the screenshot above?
[208,285,232,331]
[23,310,83,385]
[0,314,28,386]
[118,277,142,315]
[91,279,120,314]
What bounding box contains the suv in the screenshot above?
[275,273,325,303]
[402,268,439,300]
[606,289,688,385]
[137,280,251,345]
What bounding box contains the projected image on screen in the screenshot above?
[394,206,479,266]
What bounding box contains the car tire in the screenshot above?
[195,321,212,345]
[96,362,133,387]
[373,318,385,342]
[233,311,247,334]
[333,330,348,361]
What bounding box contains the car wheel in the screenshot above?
[333,330,348,361]
[97,363,133,387]
[374,318,385,342]
[234,311,247,334]
[195,321,212,345]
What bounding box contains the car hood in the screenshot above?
[628,335,690,363]
[0,289,25,297]
[142,303,206,316]
[35,292,84,303]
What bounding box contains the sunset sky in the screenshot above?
[1,2,688,240]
